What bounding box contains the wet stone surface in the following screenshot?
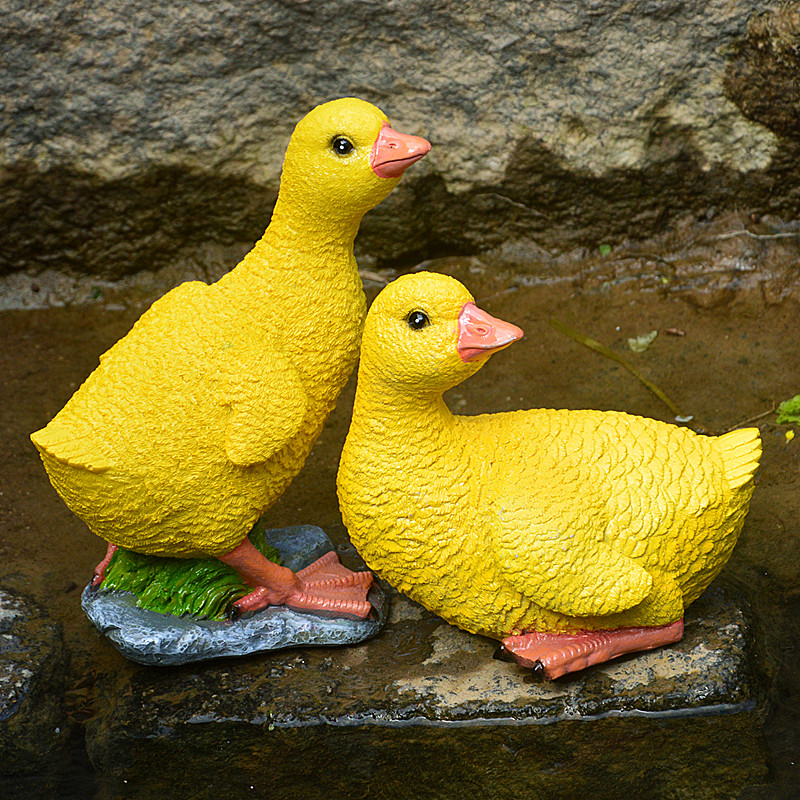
[3,265,798,797]
[0,589,70,775]
[81,525,387,666]
[86,583,767,799]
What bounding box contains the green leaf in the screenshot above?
[777,395,800,425]
[627,330,658,353]
[598,244,612,256]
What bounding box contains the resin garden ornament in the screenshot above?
[337,272,761,679]
[31,98,429,661]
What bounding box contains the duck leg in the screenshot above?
[219,539,373,620]
[91,543,119,587]
[497,619,684,680]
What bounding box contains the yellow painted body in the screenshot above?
[32,98,404,558]
[337,273,761,639]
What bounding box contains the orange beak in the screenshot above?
[370,122,431,178]
[457,302,524,363]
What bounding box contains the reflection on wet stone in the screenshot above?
[83,585,767,799]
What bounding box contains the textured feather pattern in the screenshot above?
[32,274,362,557]
[337,272,761,640]
[31,99,403,559]
[715,427,762,490]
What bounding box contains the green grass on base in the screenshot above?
[101,525,282,621]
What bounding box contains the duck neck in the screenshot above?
[267,188,364,251]
[351,374,456,447]
[220,195,363,290]
[214,200,366,401]
[343,375,472,585]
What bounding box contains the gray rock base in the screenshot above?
[81,525,386,666]
[86,584,767,799]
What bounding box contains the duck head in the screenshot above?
[276,98,430,229]
[361,272,523,396]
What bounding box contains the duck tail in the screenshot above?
[714,427,761,491]
[31,422,114,474]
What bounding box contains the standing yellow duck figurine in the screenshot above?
[31,98,430,620]
[337,272,761,678]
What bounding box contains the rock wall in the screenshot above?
[1,0,798,278]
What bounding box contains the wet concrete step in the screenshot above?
[86,583,766,800]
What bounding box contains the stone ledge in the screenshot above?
[0,588,70,776]
[86,584,767,799]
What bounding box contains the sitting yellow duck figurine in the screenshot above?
[31,98,430,619]
[337,272,761,678]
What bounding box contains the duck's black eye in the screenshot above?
[406,310,430,330]
[332,137,354,156]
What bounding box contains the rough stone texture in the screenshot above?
[81,525,387,666]
[2,0,799,280]
[0,589,70,776]
[724,3,800,141]
[85,584,767,799]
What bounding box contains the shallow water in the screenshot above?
[1,251,798,798]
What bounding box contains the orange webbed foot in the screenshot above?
[288,551,373,618]
[498,620,684,680]
[231,551,373,620]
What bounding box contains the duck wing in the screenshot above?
[218,340,308,468]
[489,497,653,618]
[150,281,310,468]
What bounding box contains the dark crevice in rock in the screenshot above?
[4,133,800,280]
[724,3,800,140]
[0,164,275,279]
[444,134,800,256]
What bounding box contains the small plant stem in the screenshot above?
[713,230,800,241]
[550,318,682,416]
[722,404,777,434]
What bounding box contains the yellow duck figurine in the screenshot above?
[31,98,430,620]
[337,272,761,677]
